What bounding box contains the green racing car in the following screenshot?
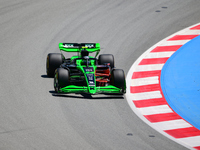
[46,43,126,94]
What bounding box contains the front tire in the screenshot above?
[54,68,70,92]
[46,53,63,77]
[110,69,126,93]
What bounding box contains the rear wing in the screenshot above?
[59,43,100,53]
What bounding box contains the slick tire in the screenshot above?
[54,68,70,92]
[110,69,126,93]
[98,54,114,68]
[46,53,63,77]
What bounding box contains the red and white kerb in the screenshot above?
[126,24,200,150]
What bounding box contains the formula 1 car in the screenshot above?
[46,43,126,94]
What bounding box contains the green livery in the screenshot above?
[46,43,126,95]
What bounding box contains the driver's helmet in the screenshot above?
[81,49,89,57]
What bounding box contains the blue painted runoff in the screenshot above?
[161,35,200,130]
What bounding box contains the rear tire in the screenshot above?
[110,69,126,93]
[98,54,114,68]
[46,53,63,77]
[54,68,70,92]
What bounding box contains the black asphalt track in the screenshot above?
[1,0,200,149]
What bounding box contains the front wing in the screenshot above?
[58,85,125,94]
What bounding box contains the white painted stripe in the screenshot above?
[138,105,172,115]
[159,40,189,46]
[177,136,200,147]
[179,29,200,35]
[131,76,159,86]
[131,91,162,100]
[135,64,164,72]
[145,52,175,58]
[153,119,192,131]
